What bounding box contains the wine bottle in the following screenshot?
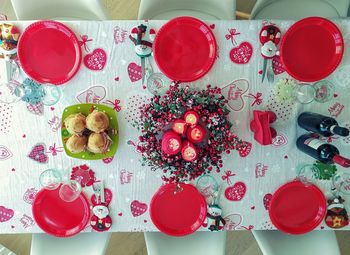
[296,134,350,167]
[298,112,349,137]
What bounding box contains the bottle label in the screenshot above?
[304,138,325,150]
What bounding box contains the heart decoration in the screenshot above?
[26,102,44,115]
[0,145,12,160]
[209,24,215,29]
[223,213,243,230]
[102,156,114,164]
[76,85,106,104]
[130,200,148,217]
[263,193,272,210]
[272,133,288,148]
[221,79,249,112]
[236,141,252,157]
[128,62,142,82]
[229,42,253,64]
[272,55,285,75]
[225,182,247,201]
[84,48,107,71]
[0,206,14,222]
[28,143,48,164]
[71,164,96,187]
[23,188,38,204]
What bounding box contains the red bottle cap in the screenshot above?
[333,155,350,168]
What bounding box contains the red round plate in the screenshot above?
[150,183,207,236]
[18,20,82,85]
[281,17,344,82]
[32,186,90,237]
[269,180,326,235]
[153,16,217,82]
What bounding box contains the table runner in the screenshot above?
[0,20,349,233]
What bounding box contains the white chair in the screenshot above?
[144,231,227,255]
[250,0,350,19]
[138,0,236,20]
[30,233,111,255]
[10,0,109,20]
[253,230,340,255]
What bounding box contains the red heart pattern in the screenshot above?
[229,42,253,64]
[130,200,147,217]
[0,145,12,160]
[128,63,142,82]
[263,193,272,210]
[225,182,247,201]
[272,55,285,75]
[23,188,38,204]
[76,85,106,104]
[0,206,14,222]
[28,143,48,164]
[272,133,288,148]
[27,103,44,115]
[84,48,107,71]
[221,79,249,112]
[236,141,252,157]
[102,156,114,164]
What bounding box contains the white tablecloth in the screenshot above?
[1,20,350,233]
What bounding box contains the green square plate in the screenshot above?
[61,104,119,160]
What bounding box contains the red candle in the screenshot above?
[172,119,188,135]
[181,141,198,162]
[161,131,182,155]
[184,111,199,126]
[187,125,206,144]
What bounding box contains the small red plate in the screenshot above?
[153,16,217,82]
[281,17,343,82]
[150,183,207,236]
[18,20,82,85]
[269,180,326,235]
[32,186,90,237]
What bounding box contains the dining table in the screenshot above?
[0,18,350,234]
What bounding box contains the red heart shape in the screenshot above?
[118,212,123,216]
[272,133,288,148]
[263,193,272,210]
[102,156,114,164]
[225,182,247,201]
[27,103,44,115]
[84,48,107,71]
[0,206,14,222]
[209,24,215,29]
[28,144,48,164]
[130,200,148,217]
[229,42,253,64]
[272,55,285,75]
[236,141,252,157]
[221,79,250,112]
[128,63,142,82]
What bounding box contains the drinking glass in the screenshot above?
[295,83,316,104]
[39,169,62,190]
[59,180,82,202]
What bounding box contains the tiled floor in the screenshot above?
[1,0,350,254]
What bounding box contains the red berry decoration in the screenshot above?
[135,84,243,183]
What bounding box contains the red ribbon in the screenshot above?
[47,143,63,156]
[245,92,262,106]
[225,29,240,46]
[222,170,235,185]
[79,35,93,52]
[105,99,121,112]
